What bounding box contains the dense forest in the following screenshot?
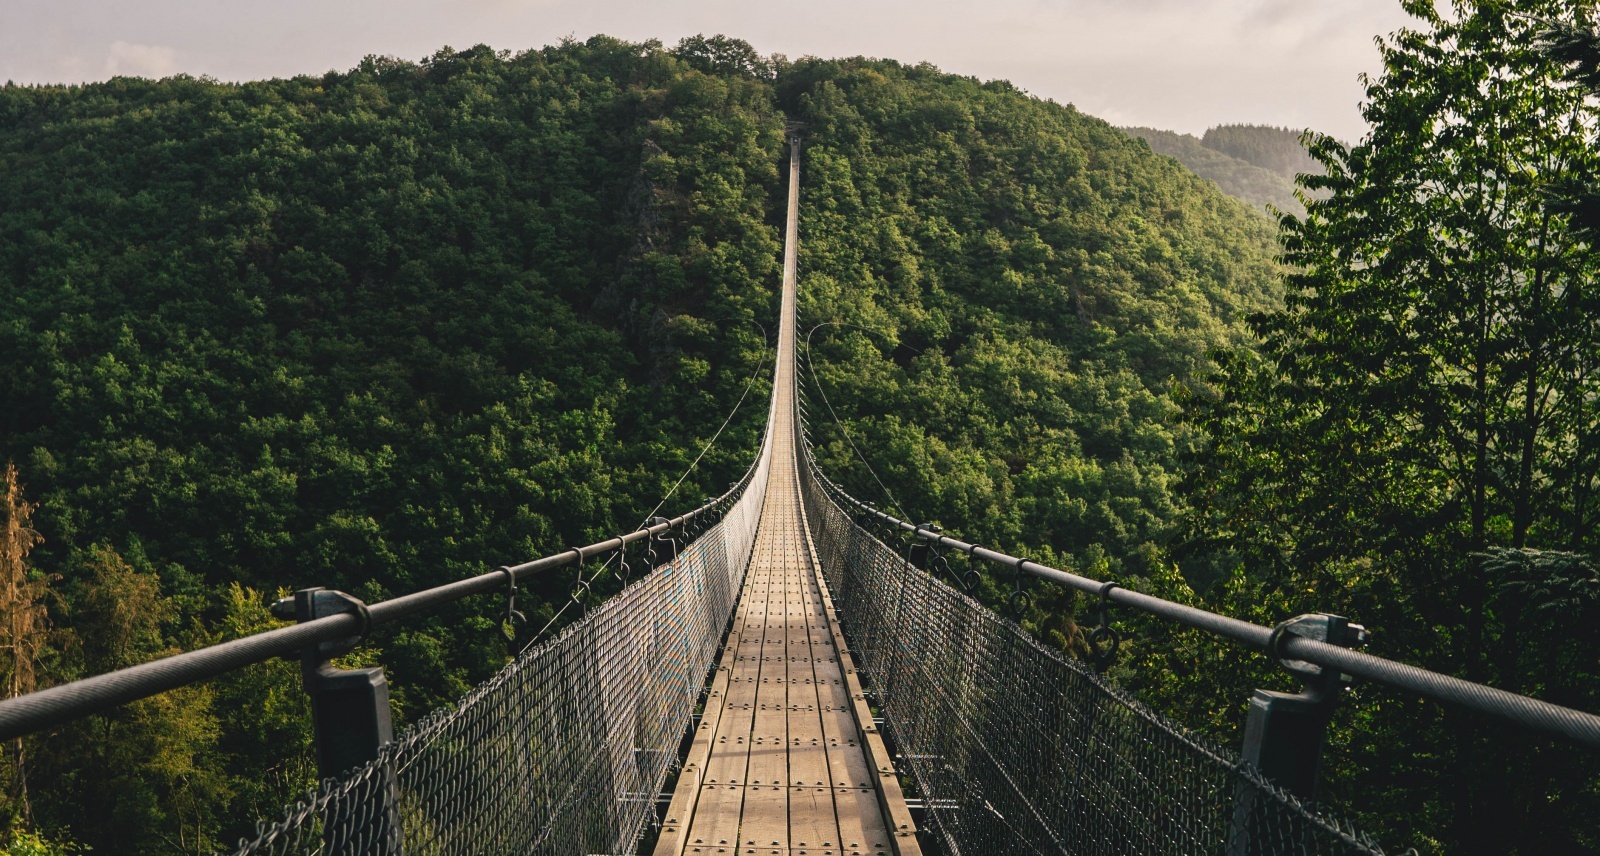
[0,38,786,853]
[0,40,1280,852]
[1122,123,1327,217]
[788,67,1280,645]
[1202,123,1325,182]
[2,3,1599,853]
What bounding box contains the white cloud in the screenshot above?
[103,40,178,78]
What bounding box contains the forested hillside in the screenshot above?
[1202,123,1325,182]
[11,17,1587,855]
[1122,123,1328,217]
[787,66,1280,646]
[1123,125,1304,215]
[0,39,787,852]
[0,39,1282,852]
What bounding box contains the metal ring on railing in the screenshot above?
[1008,557,1034,618]
[1006,588,1031,617]
[957,543,984,592]
[567,550,589,614]
[1088,581,1121,671]
[616,541,633,587]
[495,566,526,643]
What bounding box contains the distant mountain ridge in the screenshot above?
[1121,123,1327,218]
[1201,124,1323,180]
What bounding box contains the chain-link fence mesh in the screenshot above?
[231,445,772,856]
[796,454,1390,856]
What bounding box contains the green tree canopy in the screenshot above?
[1182,2,1600,851]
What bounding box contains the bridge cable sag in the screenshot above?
[517,341,772,651]
[800,319,917,523]
[639,338,773,527]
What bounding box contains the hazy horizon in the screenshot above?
[1,0,1416,142]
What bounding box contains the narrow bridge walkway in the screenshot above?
[653,140,919,856]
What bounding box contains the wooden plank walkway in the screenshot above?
[653,138,920,856]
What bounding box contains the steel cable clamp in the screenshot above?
[1266,613,1369,680]
[270,586,392,787]
[271,587,372,659]
[1242,613,1370,799]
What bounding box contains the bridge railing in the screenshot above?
[793,389,1600,854]
[796,380,1600,851]
[0,403,774,856]
[233,438,771,856]
[794,430,1381,854]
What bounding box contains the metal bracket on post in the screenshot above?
[272,587,399,854]
[1230,613,1367,854]
[1242,613,1368,797]
[648,516,679,564]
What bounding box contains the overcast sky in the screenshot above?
[1,0,1416,141]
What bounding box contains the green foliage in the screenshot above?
[784,58,1281,646]
[206,586,313,843]
[1201,123,1325,182]
[12,23,1560,856]
[1179,3,1600,852]
[1122,124,1329,218]
[2,823,83,856]
[27,546,228,853]
[0,35,781,853]
[1543,22,1600,240]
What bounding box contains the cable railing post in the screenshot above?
[1230,613,1368,854]
[272,587,401,856]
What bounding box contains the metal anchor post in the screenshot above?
[273,587,400,855]
[1230,612,1367,854]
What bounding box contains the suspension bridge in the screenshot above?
[2,136,1598,856]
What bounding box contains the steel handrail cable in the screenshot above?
[640,334,773,527]
[0,371,778,743]
[520,341,774,648]
[814,473,1600,750]
[800,319,917,523]
[799,443,1392,853]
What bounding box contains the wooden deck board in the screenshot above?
[672,430,906,853]
[834,788,893,856]
[789,786,841,851]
